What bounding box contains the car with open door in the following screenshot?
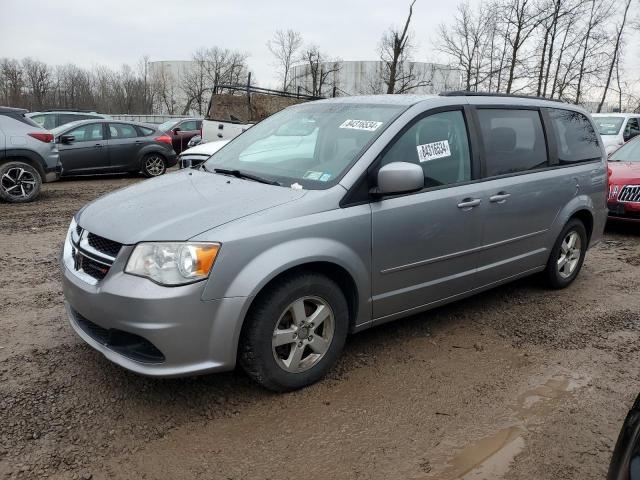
[53,119,177,177]
[158,118,202,154]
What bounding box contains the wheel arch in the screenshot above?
[2,150,47,180]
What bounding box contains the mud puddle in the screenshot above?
[431,372,590,480]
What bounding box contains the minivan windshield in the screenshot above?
[594,117,624,136]
[609,138,640,162]
[203,102,406,189]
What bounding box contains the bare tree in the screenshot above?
[596,0,632,112]
[182,49,210,115]
[1,59,25,106]
[295,45,341,97]
[21,58,51,109]
[267,30,303,91]
[378,0,433,94]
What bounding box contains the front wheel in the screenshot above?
[544,219,587,289]
[0,161,42,203]
[141,154,167,177]
[239,272,349,392]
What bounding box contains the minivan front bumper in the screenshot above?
[61,257,248,378]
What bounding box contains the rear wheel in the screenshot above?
[0,161,42,203]
[239,272,349,392]
[544,219,587,289]
[141,154,167,177]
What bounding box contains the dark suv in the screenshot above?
[0,107,61,203]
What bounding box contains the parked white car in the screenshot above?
[178,140,229,169]
[592,113,640,155]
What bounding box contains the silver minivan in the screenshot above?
[61,93,607,391]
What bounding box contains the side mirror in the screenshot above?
[60,134,75,144]
[376,162,424,196]
[172,127,181,134]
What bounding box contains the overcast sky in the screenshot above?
[1,0,639,91]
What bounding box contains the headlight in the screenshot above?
[125,242,220,286]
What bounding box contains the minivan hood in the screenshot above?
[77,170,306,244]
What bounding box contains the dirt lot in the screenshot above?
[1,174,640,480]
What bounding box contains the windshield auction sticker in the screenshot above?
[339,119,383,131]
[417,140,451,162]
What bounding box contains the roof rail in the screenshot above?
[0,106,28,114]
[440,91,563,103]
[41,108,99,113]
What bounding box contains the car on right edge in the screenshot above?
[607,136,640,222]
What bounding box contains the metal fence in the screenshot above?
[108,114,196,124]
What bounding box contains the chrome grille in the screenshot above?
[619,185,640,203]
[67,226,121,283]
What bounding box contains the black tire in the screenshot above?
[0,161,42,203]
[544,219,587,289]
[239,272,349,392]
[141,154,167,177]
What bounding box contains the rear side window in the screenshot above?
[478,109,548,177]
[548,109,600,164]
[109,123,138,139]
[30,114,56,129]
[58,114,86,126]
[138,126,155,136]
[380,110,471,187]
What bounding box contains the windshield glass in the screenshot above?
[158,119,179,131]
[594,117,624,136]
[610,138,640,162]
[203,102,405,189]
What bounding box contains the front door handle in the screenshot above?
[457,198,481,209]
[94,143,103,148]
[489,192,511,203]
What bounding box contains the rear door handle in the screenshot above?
[457,198,481,209]
[489,192,511,203]
[94,143,103,148]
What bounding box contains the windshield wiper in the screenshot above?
[213,168,281,186]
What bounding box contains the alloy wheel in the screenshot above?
[272,296,335,373]
[145,156,165,176]
[1,167,37,199]
[557,231,582,279]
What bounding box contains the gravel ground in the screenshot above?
[1,173,640,479]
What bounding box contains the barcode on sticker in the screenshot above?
[417,140,451,162]
[339,119,383,131]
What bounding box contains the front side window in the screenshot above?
[379,110,471,187]
[180,120,198,131]
[58,114,85,126]
[204,103,406,189]
[593,116,624,136]
[67,123,104,142]
[478,109,548,177]
[109,123,138,139]
[625,118,640,140]
[548,109,600,164]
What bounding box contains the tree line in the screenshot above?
[1,0,638,115]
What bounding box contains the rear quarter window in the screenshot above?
[548,109,601,164]
[137,126,155,136]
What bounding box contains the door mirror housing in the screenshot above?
[59,134,75,144]
[172,127,181,134]
[375,162,424,196]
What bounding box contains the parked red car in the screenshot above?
[607,136,640,222]
[157,118,202,154]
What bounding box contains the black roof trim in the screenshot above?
[440,91,563,103]
[41,109,99,113]
[0,106,28,114]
